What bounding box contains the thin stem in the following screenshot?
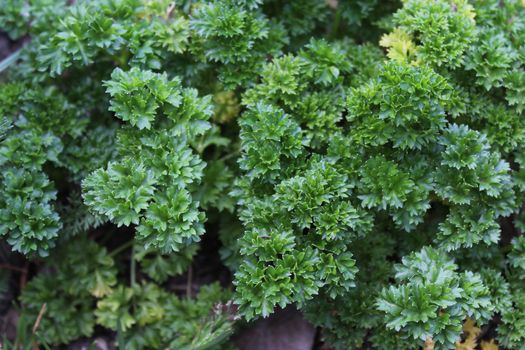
[130,243,137,288]
[166,1,176,19]
[195,135,206,155]
[32,303,47,334]
[330,9,342,39]
[218,148,241,162]
[186,265,193,298]
[0,49,22,74]
[109,240,134,257]
[19,262,29,290]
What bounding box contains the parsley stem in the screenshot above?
[330,9,342,39]
[186,265,193,298]
[108,239,134,257]
[0,49,22,74]
[130,243,137,288]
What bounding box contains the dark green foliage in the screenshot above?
[20,238,116,344]
[0,82,91,256]
[190,1,268,64]
[0,168,61,256]
[28,0,189,76]
[134,244,198,283]
[2,0,525,349]
[377,246,492,350]
[465,0,525,113]
[95,283,236,349]
[393,0,476,68]
[104,67,183,130]
[82,66,213,253]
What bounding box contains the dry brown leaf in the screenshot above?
[455,318,481,350]
[480,340,499,350]
[463,318,481,338]
[424,336,435,350]
[456,336,477,350]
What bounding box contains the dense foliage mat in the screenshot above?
[1,0,525,349]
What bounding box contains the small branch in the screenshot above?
[32,303,47,334]
[166,2,176,19]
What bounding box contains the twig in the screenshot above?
[166,2,176,19]
[32,303,47,334]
